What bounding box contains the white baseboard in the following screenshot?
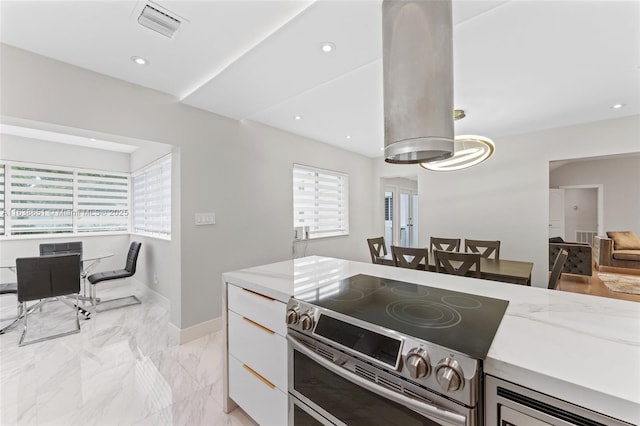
[129,277,221,344]
[178,317,222,344]
[130,277,171,310]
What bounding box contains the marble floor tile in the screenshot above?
[0,284,257,426]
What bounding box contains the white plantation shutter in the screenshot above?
[9,164,75,235]
[133,156,171,238]
[76,172,129,232]
[293,164,349,238]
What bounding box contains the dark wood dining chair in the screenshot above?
[16,254,82,346]
[430,237,461,252]
[548,249,569,290]
[391,246,428,270]
[433,250,481,278]
[367,237,387,264]
[465,239,501,259]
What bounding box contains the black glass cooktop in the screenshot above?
[297,274,509,359]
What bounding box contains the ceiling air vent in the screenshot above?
[138,3,181,38]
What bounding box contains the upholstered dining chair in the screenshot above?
[465,239,501,259]
[0,282,20,334]
[16,254,82,346]
[87,241,142,312]
[433,250,481,278]
[39,241,87,294]
[548,249,569,290]
[430,237,461,253]
[391,246,428,270]
[367,237,387,264]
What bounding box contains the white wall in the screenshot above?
[0,133,130,172]
[408,116,640,287]
[0,44,376,329]
[550,155,640,235]
[563,188,597,240]
[0,134,132,282]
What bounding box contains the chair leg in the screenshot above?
[91,282,141,313]
[18,297,81,347]
[18,302,28,346]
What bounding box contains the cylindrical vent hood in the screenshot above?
[383,0,455,164]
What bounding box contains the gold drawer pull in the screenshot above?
[242,288,275,302]
[243,317,275,335]
[243,364,275,389]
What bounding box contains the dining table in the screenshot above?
[0,252,114,331]
[378,252,534,286]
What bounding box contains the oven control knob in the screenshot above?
[435,358,464,392]
[406,348,430,379]
[300,313,314,331]
[286,308,299,325]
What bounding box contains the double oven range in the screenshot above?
[285,274,509,426]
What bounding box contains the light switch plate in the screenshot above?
[195,212,215,226]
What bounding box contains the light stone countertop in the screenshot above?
[223,256,640,424]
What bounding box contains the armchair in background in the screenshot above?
[548,237,592,278]
[594,232,640,271]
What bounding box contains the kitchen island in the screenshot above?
[222,256,640,425]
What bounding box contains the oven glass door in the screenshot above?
[291,346,466,426]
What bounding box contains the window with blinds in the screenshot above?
[132,156,171,238]
[77,172,129,232]
[9,164,74,235]
[293,164,349,239]
[0,161,130,237]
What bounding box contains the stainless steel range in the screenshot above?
[285,274,509,426]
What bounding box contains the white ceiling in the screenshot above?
[1,0,638,157]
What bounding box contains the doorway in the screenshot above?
[548,185,603,243]
[382,177,419,250]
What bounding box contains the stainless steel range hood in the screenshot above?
[383,0,455,164]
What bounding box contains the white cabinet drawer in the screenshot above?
[228,310,287,391]
[227,283,286,336]
[229,354,287,426]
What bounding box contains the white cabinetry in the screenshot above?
[226,283,288,425]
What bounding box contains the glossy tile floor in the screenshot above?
[0,284,257,426]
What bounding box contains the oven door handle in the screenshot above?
[287,335,467,426]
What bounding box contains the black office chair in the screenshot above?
[16,254,82,346]
[87,242,142,312]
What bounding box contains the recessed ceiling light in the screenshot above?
[295,115,302,120]
[320,42,336,53]
[611,103,626,109]
[380,147,384,151]
[346,135,351,140]
[131,56,149,66]
[90,138,96,142]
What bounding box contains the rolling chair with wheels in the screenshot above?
[87,241,142,312]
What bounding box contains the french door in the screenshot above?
[384,186,419,250]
